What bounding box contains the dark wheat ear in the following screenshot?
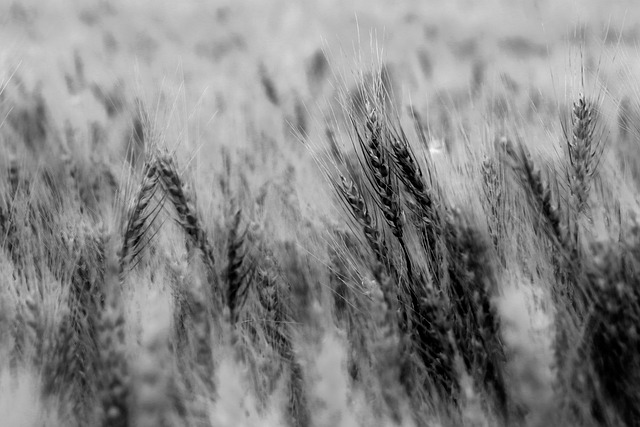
[155,155,215,266]
[225,208,255,326]
[505,141,592,307]
[505,140,574,254]
[119,159,162,278]
[155,154,220,306]
[355,104,422,299]
[388,126,444,251]
[564,93,605,216]
[333,173,415,320]
[355,105,405,243]
[444,210,509,420]
[481,153,505,256]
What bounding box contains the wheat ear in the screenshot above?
[156,154,220,307]
[225,208,254,325]
[565,94,603,215]
[119,159,161,277]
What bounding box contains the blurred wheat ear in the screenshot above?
[97,243,131,427]
[225,207,255,326]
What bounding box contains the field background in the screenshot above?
[2,0,640,426]
[4,0,640,192]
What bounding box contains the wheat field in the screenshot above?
[2,0,640,426]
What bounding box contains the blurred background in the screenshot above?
[0,0,639,209]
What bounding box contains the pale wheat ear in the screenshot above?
[132,298,173,427]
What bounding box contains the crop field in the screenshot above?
[3,0,640,426]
